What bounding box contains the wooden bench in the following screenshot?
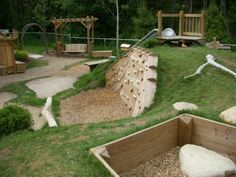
[84,59,111,71]
[64,44,87,53]
[91,50,113,58]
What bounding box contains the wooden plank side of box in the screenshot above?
[191,115,236,157]
[103,118,178,173]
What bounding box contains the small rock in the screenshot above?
[179,144,236,177]
[173,102,198,111]
[219,106,236,124]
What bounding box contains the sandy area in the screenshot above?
[60,88,131,125]
[0,55,88,88]
[0,92,17,108]
[22,105,46,130]
[26,76,77,98]
[120,147,184,177]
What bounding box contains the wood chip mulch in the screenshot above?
[60,88,131,125]
[120,146,185,177]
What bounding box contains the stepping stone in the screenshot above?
[28,54,44,60]
[219,106,236,124]
[0,92,17,108]
[26,76,77,98]
[173,102,198,111]
[179,144,236,177]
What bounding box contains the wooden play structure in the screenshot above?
[106,47,157,116]
[90,114,236,177]
[157,10,205,45]
[51,16,98,56]
[0,29,25,75]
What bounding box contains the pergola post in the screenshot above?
[157,10,162,37]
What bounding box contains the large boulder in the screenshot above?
[219,106,236,124]
[173,102,198,111]
[179,144,236,177]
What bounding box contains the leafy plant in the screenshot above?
[15,50,28,62]
[0,105,32,137]
[141,39,159,48]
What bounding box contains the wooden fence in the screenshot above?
[157,10,205,38]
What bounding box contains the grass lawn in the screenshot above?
[0,45,235,177]
[26,60,49,69]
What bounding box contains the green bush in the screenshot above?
[142,39,159,48]
[0,105,32,137]
[206,1,229,42]
[15,50,28,62]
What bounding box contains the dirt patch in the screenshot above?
[67,136,89,143]
[0,92,17,108]
[26,76,77,98]
[60,88,132,125]
[120,146,184,177]
[22,105,46,130]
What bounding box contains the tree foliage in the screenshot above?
[206,1,229,42]
[0,0,235,42]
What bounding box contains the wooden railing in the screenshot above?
[157,10,205,37]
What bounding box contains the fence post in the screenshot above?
[179,11,184,36]
[68,33,71,43]
[157,10,162,37]
[201,11,205,37]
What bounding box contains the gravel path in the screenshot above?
[60,88,131,125]
[120,147,184,177]
[0,55,87,88]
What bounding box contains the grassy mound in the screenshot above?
[0,46,235,177]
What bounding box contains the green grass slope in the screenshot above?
[0,46,235,177]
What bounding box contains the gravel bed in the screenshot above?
[120,146,185,177]
[60,88,131,125]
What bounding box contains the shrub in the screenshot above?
[142,39,159,48]
[15,50,28,62]
[206,1,229,42]
[0,105,32,137]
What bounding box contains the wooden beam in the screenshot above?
[178,115,193,146]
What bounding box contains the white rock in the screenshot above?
[173,102,198,111]
[179,144,236,177]
[219,106,236,124]
[28,54,44,59]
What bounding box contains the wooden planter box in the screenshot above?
[16,61,26,73]
[90,114,236,177]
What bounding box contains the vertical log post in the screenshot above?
[87,16,91,55]
[157,10,162,37]
[201,11,205,37]
[178,115,193,146]
[91,16,94,52]
[179,11,184,36]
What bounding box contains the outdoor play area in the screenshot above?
[0,1,236,177]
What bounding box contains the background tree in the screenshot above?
[206,1,229,42]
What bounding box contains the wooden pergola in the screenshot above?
[51,16,98,56]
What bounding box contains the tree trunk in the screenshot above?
[116,0,119,58]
